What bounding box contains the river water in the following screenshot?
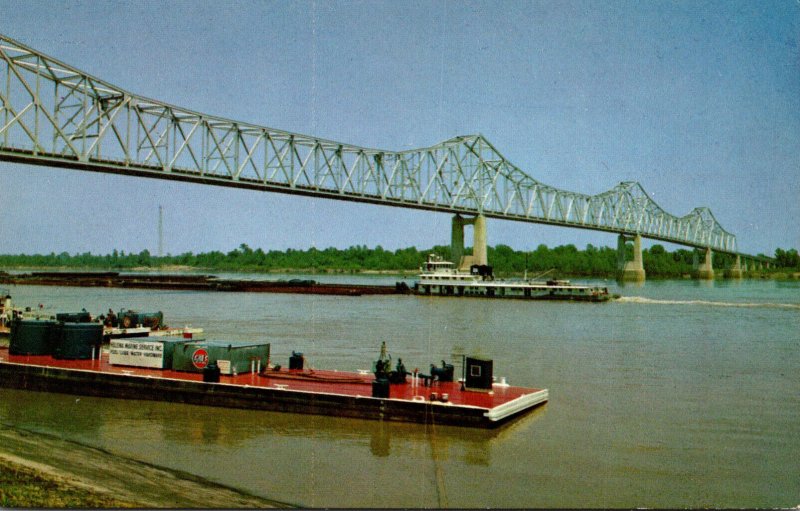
[0,277,798,508]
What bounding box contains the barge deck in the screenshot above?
[0,347,547,428]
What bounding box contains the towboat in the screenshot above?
[414,254,617,302]
[0,291,43,336]
[0,290,11,337]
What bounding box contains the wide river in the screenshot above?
[1,275,798,508]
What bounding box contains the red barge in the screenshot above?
[0,343,548,428]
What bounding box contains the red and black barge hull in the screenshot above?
[0,349,547,429]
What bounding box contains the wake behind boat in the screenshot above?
[414,254,617,302]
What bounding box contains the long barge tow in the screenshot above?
[0,272,410,296]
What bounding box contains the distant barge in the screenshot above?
[0,272,410,296]
[0,344,548,428]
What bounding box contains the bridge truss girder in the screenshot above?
[0,34,737,254]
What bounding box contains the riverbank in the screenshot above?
[1,264,798,280]
[0,424,293,508]
[0,456,136,508]
[3,243,795,279]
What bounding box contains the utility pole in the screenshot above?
[158,205,163,258]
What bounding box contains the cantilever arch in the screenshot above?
[452,214,488,270]
[617,234,646,282]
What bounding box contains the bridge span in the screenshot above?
[0,34,762,280]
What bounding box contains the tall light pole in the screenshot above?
[158,205,163,258]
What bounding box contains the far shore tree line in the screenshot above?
[1,244,798,278]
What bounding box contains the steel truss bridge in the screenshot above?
[1,34,741,255]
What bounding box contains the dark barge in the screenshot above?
[0,271,410,296]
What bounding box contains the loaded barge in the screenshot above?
[0,300,203,342]
[0,330,547,428]
[0,272,410,296]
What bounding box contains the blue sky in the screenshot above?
[1,0,798,257]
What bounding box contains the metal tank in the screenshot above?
[117,310,163,329]
[56,311,92,323]
[52,322,103,360]
[9,319,58,355]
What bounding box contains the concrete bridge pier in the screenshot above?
[724,254,744,279]
[617,234,646,282]
[693,247,715,279]
[451,214,487,270]
[451,215,465,269]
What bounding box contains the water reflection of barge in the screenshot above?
[0,339,547,429]
[415,254,617,302]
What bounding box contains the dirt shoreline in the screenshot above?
[0,424,295,508]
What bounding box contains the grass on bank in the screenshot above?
[0,458,139,508]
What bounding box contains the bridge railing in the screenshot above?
[0,34,737,253]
